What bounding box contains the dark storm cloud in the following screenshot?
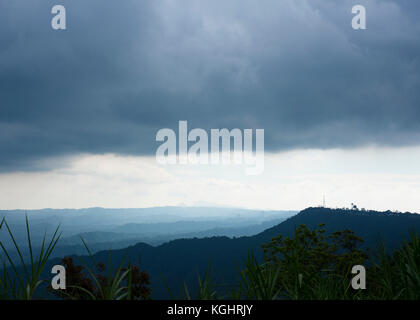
[0,0,419,171]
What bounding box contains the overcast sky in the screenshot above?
[1,0,420,211]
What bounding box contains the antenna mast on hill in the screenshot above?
[323,195,326,208]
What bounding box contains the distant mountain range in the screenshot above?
[50,218,285,258]
[0,206,295,262]
[39,207,420,298]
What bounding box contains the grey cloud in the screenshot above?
[0,0,419,171]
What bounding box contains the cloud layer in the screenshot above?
[1,0,419,171]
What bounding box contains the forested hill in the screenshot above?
[254,207,420,250]
[43,207,420,298]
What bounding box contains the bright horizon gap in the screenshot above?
[1,205,418,215]
[0,205,300,212]
[1,145,420,213]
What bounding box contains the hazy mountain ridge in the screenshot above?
[0,207,294,262]
[0,206,295,238]
[49,219,285,259]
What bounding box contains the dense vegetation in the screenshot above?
[1,208,420,300]
[173,224,420,300]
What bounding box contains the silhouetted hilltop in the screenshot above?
[256,207,420,250]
